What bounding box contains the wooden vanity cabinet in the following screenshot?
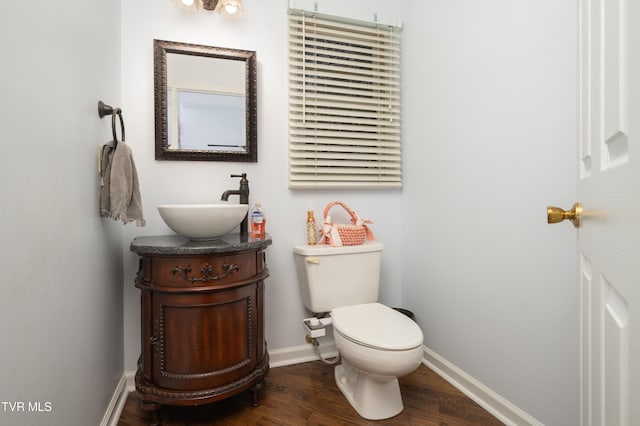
[130,235,271,424]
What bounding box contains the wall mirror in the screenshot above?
[154,39,257,161]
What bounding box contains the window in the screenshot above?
[288,10,402,188]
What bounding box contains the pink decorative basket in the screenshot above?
[319,201,374,246]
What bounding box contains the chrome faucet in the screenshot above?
[221,173,249,234]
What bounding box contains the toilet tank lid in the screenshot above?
[293,241,383,256]
[331,303,423,350]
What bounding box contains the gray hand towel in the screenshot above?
[100,141,145,226]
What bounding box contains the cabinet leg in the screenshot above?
[249,380,265,407]
[141,401,162,426]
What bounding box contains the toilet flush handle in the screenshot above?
[306,257,320,265]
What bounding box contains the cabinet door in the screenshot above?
[152,283,258,390]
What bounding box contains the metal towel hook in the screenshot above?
[98,100,125,143]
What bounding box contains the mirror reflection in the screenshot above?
[154,40,257,162]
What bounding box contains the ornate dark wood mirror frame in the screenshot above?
[154,39,257,162]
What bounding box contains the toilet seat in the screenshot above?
[331,303,423,351]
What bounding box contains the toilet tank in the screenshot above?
[293,242,383,313]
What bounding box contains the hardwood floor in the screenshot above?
[117,361,504,426]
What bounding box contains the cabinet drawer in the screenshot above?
[148,252,258,287]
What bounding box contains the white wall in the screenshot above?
[121,0,407,371]
[0,1,124,425]
[402,1,578,425]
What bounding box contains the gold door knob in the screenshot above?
[547,202,582,228]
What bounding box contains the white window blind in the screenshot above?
[288,10,402,189]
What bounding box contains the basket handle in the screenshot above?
[323,201,359,224]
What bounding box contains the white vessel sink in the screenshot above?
[158,203,248,240]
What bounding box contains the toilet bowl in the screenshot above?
[293,242,424,419]
[331,303,424,420]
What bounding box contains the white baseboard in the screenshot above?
[422,345,542,426]
[100,372,134,426]
[125,370,136,392]
[268,342,338,367]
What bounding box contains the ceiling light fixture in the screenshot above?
[173,0,245,17]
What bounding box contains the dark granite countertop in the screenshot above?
[130,234,272,256]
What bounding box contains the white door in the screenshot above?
[576,0,639,424]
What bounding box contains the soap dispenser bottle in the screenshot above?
[250,201,266,238]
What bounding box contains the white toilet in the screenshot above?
[293,242,424,420]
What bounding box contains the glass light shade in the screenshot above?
[216,0,244,17]
[224,4,239,14]
[172,0,201,11]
